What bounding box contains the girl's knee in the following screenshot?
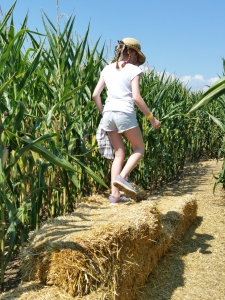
[134,146,145,156]
[140,147,145,157]
[115,149,125,160]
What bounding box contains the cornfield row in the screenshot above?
[0,2,224,290]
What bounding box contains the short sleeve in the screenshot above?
[100,67,106,78]
[130,66,143,80]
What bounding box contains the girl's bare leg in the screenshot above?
[121,126,145,177]
[107,131,125,198]
[107,126,144,197]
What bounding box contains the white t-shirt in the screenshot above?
[100,62,143,113]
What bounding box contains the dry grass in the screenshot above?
[0,282,75,300]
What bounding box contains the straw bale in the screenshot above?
[154,195,198,258]
[20,201,161,299]
[17,195,197,300]
[160,194,198,240]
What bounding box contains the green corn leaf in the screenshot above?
[41,16,58,65]
[0,26,45,75]
[201,76,225,97]
[3,228,16,273]
[2,194,17,272]
[68,171,79,189]
[77,23,90,66]
[4,219,17,236]
[0,102,7,113]
[19,12,29,30]
[81,37,102,74]
[46,82,87,126]
[0,1,17,33]
[4,132,59,174]
[141,82,158,98]
[9,15,28,57]
[58,15,75,45]
[188,76,225,114]
[208,113,225,132]
[38,102,47,113]
[14,101,25,132]
[58,18,75,72]
[15,188,64,229]
[70,155,109,188]
[61,82,87,102]
[29,186,62,198]
[20,138,81,173]
[19,48,36,73]
[8,16,15,41]
[41,9,57,33]
[0,29,27,72]
[0,74,15,98]
[27,31,41,49]
[17,41,45,97]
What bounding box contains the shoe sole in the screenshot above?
[109,201,130,206]
[113,181,137,197]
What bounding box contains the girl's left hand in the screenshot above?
[149,117,161,130]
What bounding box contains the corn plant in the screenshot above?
[123,69,224,189]
[188,64,225,191]
[0,2,107,289]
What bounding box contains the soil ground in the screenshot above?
[2,159,225,299]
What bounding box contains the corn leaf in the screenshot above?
[0,1,17,33]
[208,113,225,132]
[0,74,15,98]
[46,82,87,126]
[13,101,25,132]
[188,76,225,114]
[17,41,45,97]
[70,155,109,188]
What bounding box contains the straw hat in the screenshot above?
[120,37,146,65]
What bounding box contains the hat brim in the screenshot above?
[126,45,146,65]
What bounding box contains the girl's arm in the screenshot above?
[92,77,106,114]
[132,75,161,129]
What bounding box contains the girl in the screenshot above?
[92,38,161,205]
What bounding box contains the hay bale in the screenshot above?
[16,195,197,300]
[151,195,198,261]
[20,201,161,299]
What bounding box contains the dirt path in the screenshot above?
[137,159,225,300]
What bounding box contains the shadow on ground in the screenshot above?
[136,216,214,300]
[154,161,218,197]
